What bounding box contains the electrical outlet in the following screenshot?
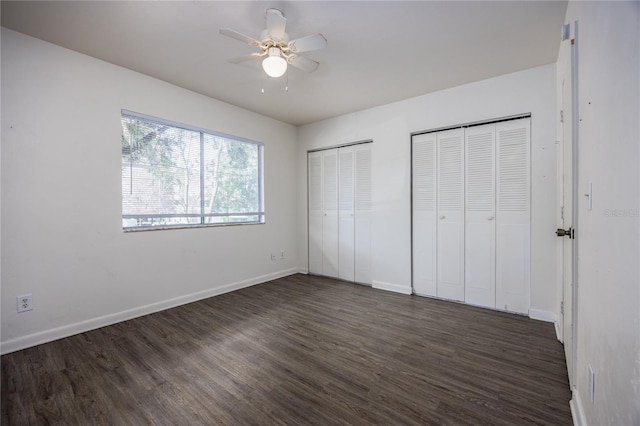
[17,294,33,313]
[280,250,285,260]
[271,253,276,261]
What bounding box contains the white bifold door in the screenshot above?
[322,149,339,277]
[464,124,496,308]
[412,133,437,296]
[338,147,355,281]
[436,129,465,302]
[308,143,372,284]
[495,119,531,313]
[353,145,373,284]
[412,117,530,314]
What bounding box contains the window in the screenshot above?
[121,111,264,230]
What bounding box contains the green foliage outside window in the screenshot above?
[121,112,264,230]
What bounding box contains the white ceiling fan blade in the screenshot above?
[228,53,264,64]
[288,33,327,53]
[288,55,319,73]
[265,8,287,41]
[220,28,261,47]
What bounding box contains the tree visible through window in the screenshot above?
[121,111,264,230]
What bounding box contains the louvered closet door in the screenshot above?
[437,128,465,301]
[322,150,339,278]
[412,133,437,296]
[496,118,530,314]
[308,151,323,275]
[464,124,496,308]
[338,147,355,282]
[354,144,372,284]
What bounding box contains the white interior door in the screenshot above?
[557,25,576,387]
[338,147,355,281]
[437,128,465,302]
[495,118,531,314]
[322,150,339,278]
[308,151,323,275]
[309,143,372,284]
[412,133,437,296]
[354,144,372,284]
[464,124,496,308]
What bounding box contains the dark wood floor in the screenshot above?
[2,274,572,425]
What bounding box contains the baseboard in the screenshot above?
[0,268,299,355]
[570,390,587,426]
[372,280,412,295]
[529,308,562,344]
[554,319,562,341]
[528,308,557,324]
[296,267,309,274]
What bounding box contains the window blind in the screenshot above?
[121,111,264,230]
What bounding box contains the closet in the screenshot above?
[308,142,372,284]
[412,117,530,314]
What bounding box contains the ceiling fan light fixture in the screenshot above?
[221,9,326,78]
[262,47,287,77]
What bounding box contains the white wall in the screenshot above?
[0,26,3,349]
[563,2,640,425]
[1,29,299,354]
[297,64,559,317]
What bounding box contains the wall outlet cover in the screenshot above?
[17,294,33,313]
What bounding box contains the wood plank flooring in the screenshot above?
[2,274,572,425]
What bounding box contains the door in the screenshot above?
[495,118,531,314]
[412,133,437,296]
[557,23,577,387]
[464,124,496,308]
[338,147,355,281]
[354,144,372,284]
[309,143,372,283]
[322,150,339,278]
[437,128,465,302]
[308,151,323,275]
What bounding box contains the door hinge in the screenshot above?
[561,206,564,220]
[561,301,564,315]
[560,109,564,123]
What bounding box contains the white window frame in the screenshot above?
[121,110,265,231]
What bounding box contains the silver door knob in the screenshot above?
[488,216,494,220]
[440,215,445,219]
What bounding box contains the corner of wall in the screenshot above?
[554,319,562,341]
[528,308,558,324]
[372,280,412,295]
[570,390,587,426]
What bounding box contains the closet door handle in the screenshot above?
[440,215,446,219]
[488,216,494,220]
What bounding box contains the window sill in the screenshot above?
[123,221,265,233]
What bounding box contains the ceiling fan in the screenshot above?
[220,8,327,78]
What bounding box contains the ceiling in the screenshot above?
[1,1,568,126]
